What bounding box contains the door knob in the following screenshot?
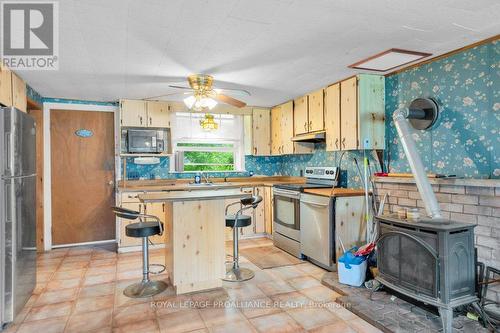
[108,180,114,186]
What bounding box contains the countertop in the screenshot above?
[118,176,305,192]
[303,188,367,197]
[139,188,250,202]
[374,176,499,188]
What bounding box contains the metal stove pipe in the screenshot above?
[393,108,443,219]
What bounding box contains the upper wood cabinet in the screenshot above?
[271,101,313,156]
[120,99,171,128]
[0,64,12,107]
[252,108,271,156]
[293,96,308,135]
[270,105,282,155]
[11,72,26,112]
[120,99,147,127]
[307,89,324,132]
[340,74,385,150]
[324,83,341,151]
[147,101,171,127]
[280,101,294,155]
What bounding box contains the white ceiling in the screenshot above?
[20,0,500,107]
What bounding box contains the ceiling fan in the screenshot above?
[147,74,250,111]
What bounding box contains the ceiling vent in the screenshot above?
[348,49,432,72]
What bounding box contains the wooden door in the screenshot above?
[0,64,12,106]
[119,202,143,247]
[120,99,147,127]
[280,101,294,155]
[11,73,26,112]
[51,110,115,245]
[270,106,282,155]
[146,101,171,128]
[252,108,271,156]
[27,109,44,252]
[340,76,358,150]
[325,83,341,151]
[308,89,324,132]
[293,96,309,134]
[146,202,168,244]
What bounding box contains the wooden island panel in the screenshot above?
[164,200,226,294]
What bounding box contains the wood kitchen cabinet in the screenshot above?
[145,202,168,244]
[146,101,171,128]
[119,201,143,247]
[307,89,324,132]
[0,63,12,107]
[11,72,26,112]
[324,83,341,151]
[254,187,265,234]
[120,99,147,127]
[293,96,308,135]
[271,106,282,155]
[340,74,385,150]
[120,99,171,128]
[334,196,366,262]
[264,186,273,235]
[271,102,313,156]
[252,108,271,156]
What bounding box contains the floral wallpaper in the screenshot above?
[385,40,499,178]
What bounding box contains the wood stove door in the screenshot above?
[378,230,439,299]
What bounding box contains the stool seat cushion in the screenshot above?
[126,222,163,238]
[225,214,252,228]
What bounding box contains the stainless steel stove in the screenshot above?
[272,167,338,258]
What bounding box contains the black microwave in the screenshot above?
[127,129,168,153]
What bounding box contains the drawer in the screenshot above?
[120,192,143,203]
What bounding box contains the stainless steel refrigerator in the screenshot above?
[0,107,36,329]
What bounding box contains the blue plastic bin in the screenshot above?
[338,248,367,287]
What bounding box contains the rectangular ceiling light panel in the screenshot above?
[348,49,432,72]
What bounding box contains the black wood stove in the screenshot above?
[376,214,477,332]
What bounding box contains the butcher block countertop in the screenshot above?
[118,176,305,192]
[303,188,367,197]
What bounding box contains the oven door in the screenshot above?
[127,130,157,153]
[273,189,300,240]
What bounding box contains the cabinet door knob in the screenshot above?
[335,138,339,149]
[149,117,152,125]
[254,147,257,155]
[139,116,143,125]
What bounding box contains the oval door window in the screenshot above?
[75,129,93,138]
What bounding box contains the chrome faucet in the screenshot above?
[201,172,212,184]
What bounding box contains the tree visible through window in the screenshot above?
[177,142,236,172]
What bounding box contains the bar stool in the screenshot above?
[111,206,168,297]
[224,195,263,282]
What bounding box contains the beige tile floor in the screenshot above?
[4,238,382,333]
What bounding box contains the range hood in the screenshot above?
[291,130,325,143]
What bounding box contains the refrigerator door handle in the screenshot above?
[4,131,11,173]
[1,174,36,181]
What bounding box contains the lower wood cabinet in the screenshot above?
[118,193,168,248]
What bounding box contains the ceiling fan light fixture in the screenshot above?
[183,95,196,109]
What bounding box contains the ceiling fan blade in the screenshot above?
[168,85,195,90]
[214,94,247,108]
[143,91,191,100]
[213,87,251,97]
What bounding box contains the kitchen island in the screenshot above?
[139,188,250,294]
